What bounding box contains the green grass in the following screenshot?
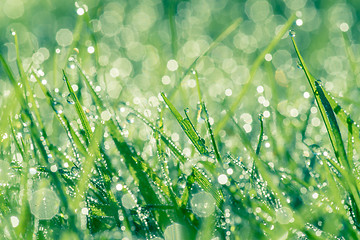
[1,1,360,240]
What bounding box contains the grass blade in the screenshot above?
[63,70,93,141]
[161,93,209,156]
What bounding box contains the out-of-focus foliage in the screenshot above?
[1,0,360,239]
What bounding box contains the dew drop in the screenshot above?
[126,113,135,124]
[52,101,64,114]
[289,30,296,37]
[71,167,80,176]
[296,61,303,69]
[66,94,75,104]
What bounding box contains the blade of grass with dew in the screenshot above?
[72,124,103,211]
[214,14,296,135]
[63,70,93,141]
[10,120,32,238]
[314,81,350,169]
[76,66,172,228]
[161,93,209,156]
[256,114,264,156]
[33,72,87,158]
[293,36,360,227]
[291,37,360,172]
[168,18,242,100]
[14,33,46,133]
[291,34,360,165]
[202,102,222,164]
[230,116,309,228]
[63,16,84,68]
[291,35,349,167]
[1,54,82,237]
[98,108,181,206]
[123,104,224,207]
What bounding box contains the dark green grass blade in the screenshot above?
[161,93,209,156]
[292,35,360,228]
[215,14,296,135]
[34,72,87,158]
[202,102,222,164]
[291,36,352,169]
[314,81,349,169]
[63,70,93,141]
[256,114,264,156]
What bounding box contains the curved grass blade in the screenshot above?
[215,14,296,135]
[33,72,87,158]
[63,70,93,141]
[256,114,264,156]
[10,120,32,238]
[314,81,348,169]
[14,33,46,132]
[292,35,360,228]
[161,93,209,156]
[290,36,354,170]
[202,102,222,164]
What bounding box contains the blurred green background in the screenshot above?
[1,0,360,239]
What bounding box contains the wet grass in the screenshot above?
[1,11,360,240]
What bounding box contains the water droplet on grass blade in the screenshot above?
[296,61,303,69]
[126,113,135,124]
[190,192,216,217]
[52,101,64,114]
[66,94,74,104]
[289,30,296,37]
[29,188,60,220]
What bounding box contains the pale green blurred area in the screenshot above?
[1,0,360,156]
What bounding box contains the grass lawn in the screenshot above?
[1,0,360,239]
